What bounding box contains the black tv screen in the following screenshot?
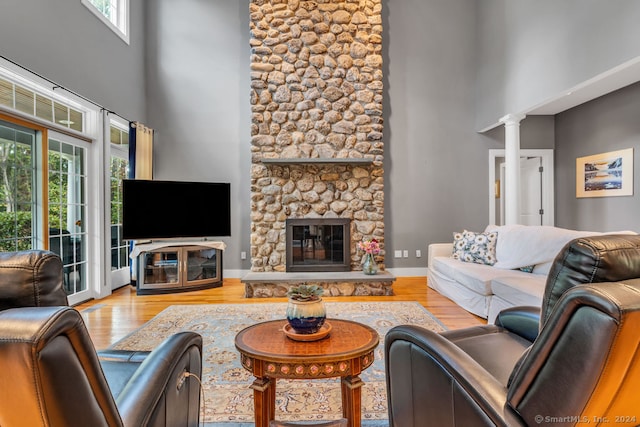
[122,180,231,240]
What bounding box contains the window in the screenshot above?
[81,0,129,44]
[110,123,130,272]
[110,123,129,149]
[0,120,38,252]
[0,77,84,132]
[1,59,132,300]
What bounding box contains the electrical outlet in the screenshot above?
[403,250,409,258]
[416,249,422,258]
[241,251,247,260]
[394,250,402,258]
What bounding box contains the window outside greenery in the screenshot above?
[48,138,87,295]
[0,123,35,252]
[88,0,112,16]
[110,155,129,270]
[0,125,78,254]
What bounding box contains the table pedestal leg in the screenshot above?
[250,377,276,427]
[341,375,364,427]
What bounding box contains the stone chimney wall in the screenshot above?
[249,0,384,272]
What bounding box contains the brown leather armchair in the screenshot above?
[385,234,640,426]
[0,250,203,427]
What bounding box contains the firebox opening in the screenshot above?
[286,218,351,272]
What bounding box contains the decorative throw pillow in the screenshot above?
[452,229,497,265]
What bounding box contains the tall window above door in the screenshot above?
[0,76,84,132]
[81,0,129,44]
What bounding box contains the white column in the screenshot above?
[499,113,526,225]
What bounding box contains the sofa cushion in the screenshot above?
[452,229,497,265]
[485,224,604,270]
[433,256,503,296]
[491,274,547,307]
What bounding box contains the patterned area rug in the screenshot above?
[109,302,446,425]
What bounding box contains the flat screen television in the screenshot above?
[122,179,231,240]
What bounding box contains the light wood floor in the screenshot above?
[77,276,486,349]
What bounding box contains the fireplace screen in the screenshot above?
[286,218,351,272]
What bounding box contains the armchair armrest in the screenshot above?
[112,331,203,427]
[494,306,540,343]
[97,349,151,363]
[428,243,453,268]
[385,325,524,427]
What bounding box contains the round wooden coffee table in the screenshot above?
[234,318,379,427]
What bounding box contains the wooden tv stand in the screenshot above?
[131,240,226,295]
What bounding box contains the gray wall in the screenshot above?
[476,0,640,130]
[555,81,640,232]
[145,0,251,271]
[481,116,556,150]
[384,0,497,268]
[0,0,147,121]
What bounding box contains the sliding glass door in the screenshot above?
[1,123,90,304]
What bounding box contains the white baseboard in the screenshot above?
[223,269,249,279]
[224,268,427,279]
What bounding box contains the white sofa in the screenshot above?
[427,225,635,323]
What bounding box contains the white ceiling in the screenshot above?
[527,57,640,115]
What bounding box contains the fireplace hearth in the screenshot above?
[286,218,351,273]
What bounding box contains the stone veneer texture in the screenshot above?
[249,0,384,272]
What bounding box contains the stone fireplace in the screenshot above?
[244,0,393,296]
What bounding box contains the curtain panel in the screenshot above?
[128,122,153,180]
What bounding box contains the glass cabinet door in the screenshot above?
[186,247,218,284]
[142,250,179,286]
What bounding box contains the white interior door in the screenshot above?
[519,157,543,225]
[499,157,543,226]
[490,149,554,227]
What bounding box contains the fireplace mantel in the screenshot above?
[261,158,374,165]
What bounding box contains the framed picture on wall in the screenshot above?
[576,148,633,198]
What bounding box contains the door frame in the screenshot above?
[105,113,132,291]
[488,149,554,226]
[48,130,104,305]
